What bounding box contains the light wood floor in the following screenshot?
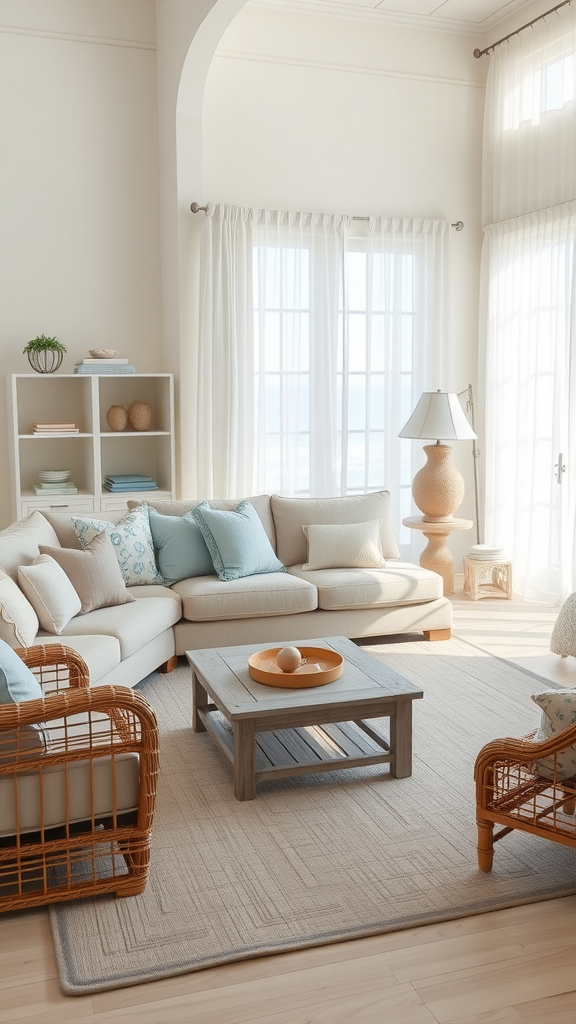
[3,587,576,1023]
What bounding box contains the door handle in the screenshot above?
[555,453,566,483]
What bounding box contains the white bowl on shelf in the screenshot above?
[38,470,70,483]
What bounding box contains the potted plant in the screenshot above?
[23,335,67,373]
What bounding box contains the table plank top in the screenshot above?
[187,636,423,719]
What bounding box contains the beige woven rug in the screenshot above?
[50,637,576,995]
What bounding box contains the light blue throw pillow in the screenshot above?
[148,508,214,585]
[0,638,42,704]
[190,500,286,582]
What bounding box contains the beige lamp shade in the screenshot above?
[399,390,477,522]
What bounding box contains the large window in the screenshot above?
[197,206,450,553]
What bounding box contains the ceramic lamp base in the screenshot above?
[412,443,464,521]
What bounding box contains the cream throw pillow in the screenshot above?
[0,569,39,648]
[18,555,82,635]
[302,520,387,571]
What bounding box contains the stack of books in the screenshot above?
[34,481,78,495]
[75,358,135,375]
[30,423,79,434]
[103,474,158,492]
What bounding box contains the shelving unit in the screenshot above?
[8,373,175,520]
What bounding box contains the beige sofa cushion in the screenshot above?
[0,511,60,581]
[0,751,139,836]
[173,572,317,622]
[36,633,122,684]
[271,491,400,566]
[60,589,181,660]
[40,533,135,614]
[288,562,443,611]
[128,495,277,548]
[0,569,39,647]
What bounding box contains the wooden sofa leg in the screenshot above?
[158,655,178,674]
[477,822,494,872]
[423,628,451,641]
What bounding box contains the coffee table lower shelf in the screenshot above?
[198,705,392,788]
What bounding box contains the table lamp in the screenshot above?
[399,389,477,522]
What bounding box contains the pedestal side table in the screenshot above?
[403,516,473,596]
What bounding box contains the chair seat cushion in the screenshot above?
[58,592,181,660]
[0,751,140,836]
[288,562,443,610]
[173,572,317,622]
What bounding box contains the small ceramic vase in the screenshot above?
[106,405,128,432]
[128,401,152,431]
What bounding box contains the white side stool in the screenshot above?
[464,557,512,601]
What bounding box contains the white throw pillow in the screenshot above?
[18,555,82,635]
[0,569,39,648]
[531,689,576,781]
[72,504,163,586]
[302,520,387,571]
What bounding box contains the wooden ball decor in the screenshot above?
[128,401,152,431]
[106,405,128,432]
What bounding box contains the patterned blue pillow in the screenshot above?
[190,500,285,582]
[72,505,163,586]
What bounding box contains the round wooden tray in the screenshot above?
[247,647,344,688]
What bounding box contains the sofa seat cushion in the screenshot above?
[0,751,139,836]
[57,591,181,660]
[173,572,317,622]
[288,561,443,610]
[35,634,122,684]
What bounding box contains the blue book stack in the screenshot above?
[103,474,159,492]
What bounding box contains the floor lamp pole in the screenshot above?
[459,384,481,546]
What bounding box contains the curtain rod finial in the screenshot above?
[473,48,483,58]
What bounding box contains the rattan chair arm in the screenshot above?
[0,684,157,745]
[474,725,576,803]
[14,643,90,690]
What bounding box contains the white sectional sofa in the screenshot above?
[0,491,452,687]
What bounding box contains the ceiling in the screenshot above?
[255,0,544,31]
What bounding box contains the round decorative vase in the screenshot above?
[412,444,464,521]
[128,401,152,431]
[27,349,64,373]
[106,405,128,432]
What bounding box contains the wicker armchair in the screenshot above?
[475,725,576,872]
[0,644,159,912]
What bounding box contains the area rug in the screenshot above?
[50,637,576,995]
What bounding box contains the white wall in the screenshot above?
[199,2,488,561]
[0,0,161,527]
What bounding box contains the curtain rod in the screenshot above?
[190,204,464,231]
[473,0,572,58]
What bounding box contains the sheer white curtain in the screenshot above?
[483,204,576,601]
[481,4,576,602]
[196,204,348,497]
[197,205,451,556]
[482,3,576,225]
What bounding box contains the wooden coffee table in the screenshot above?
[187,636,423,800]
